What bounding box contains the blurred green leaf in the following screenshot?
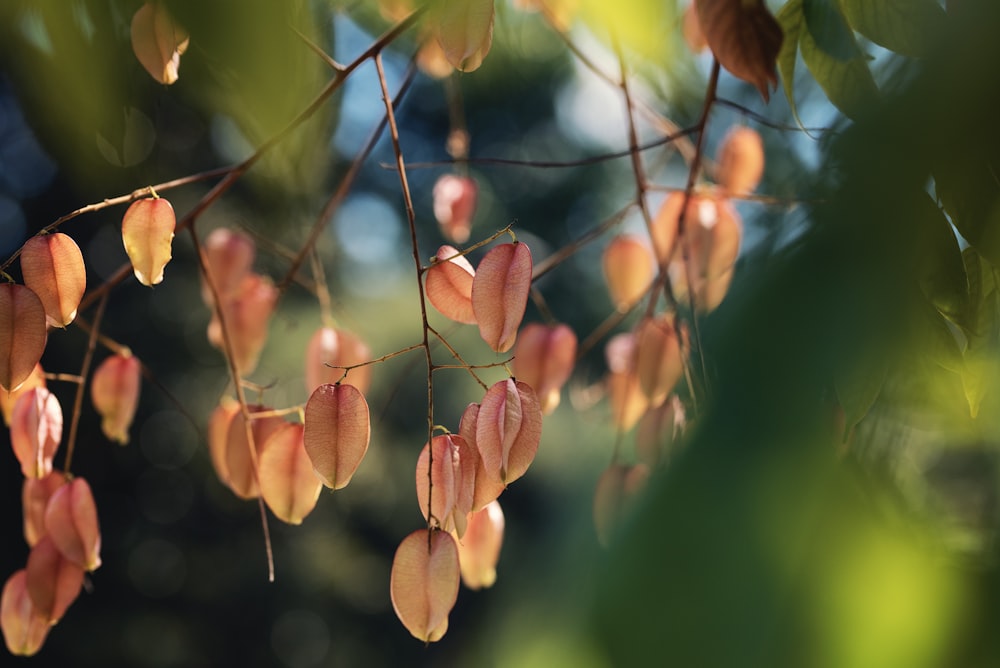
[776,0,805,123]
[839,0,944,57]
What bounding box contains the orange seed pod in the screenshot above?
[90,352,141,444]
[602,235,655,310]
[390,529,461,643]
[1,570,49,657]
[258,423,322,525]
[303,384,371,490]
[121,196,176,286]
[475,379,543,486]
[10,387,62,480]
[471,242,533,353]
[0,284,47,392]
[44,477,101,572]
[304,326,372,395]
[426,245,477,325]
[511,322,577,414]
[455,500,504,590]
[130,2,189,85]
[20,233,86,327]
[715,126,765,196]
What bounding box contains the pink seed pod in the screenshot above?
[90,352,141,445]
[455,500,504,590]
[10,387,62,480]
[471,242,533,353]
[511,322,577,414]
[416,434,477,537]
[1,570,49,656]
[130,2,189,85]
[20,233,86,327]
[303,383,371,490]
[206,272,278,375]
[25,535,84,625]
[200,227,255,307]
[304,326,372,395]
[44,477,101,572]
[458,403,506,512]
[425,245,477,325]
[22,471,68,547]
[433,175,478,244]
[0,284,47,392]
[390,529,461,643]
[475,379,543,486]
[121,196,176,286]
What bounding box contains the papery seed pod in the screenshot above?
[650,192,684,265]
[635,396,685,469]
[121,197,176,286]
[605,333,647,431]
[44,477,101,572]
[602,235,655,310]
[475,379,543,485]
[433,175,478,244]
[207,397,240,487]
[22,471,68,547]
[425,245,477,325]
[511,322,577,414]
[471,242,533,353]
[390,529,460,643]
[20,233,86,328]
[1,570,49,657]
[634,315,683,407]
[130,2,189,85]
[416,34,455,79]
[25,535,84,625]
[416,434,477,537]
[682,197,742,312]
[433,0,494,72]
[715,126,765,196]
[455,500,504,590]
[303,384,371,490]
[593,463,650,547]
[0,284,47,392]
[304,327,372,395]
[90,352,141,445]
[458,403,506,511]
[1,363,44,427]
[224,406,286,500]
[10,387,62,480]
[207,273,278,374]
[258,423,322,525]
[200,227,255,306]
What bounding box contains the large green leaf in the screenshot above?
[936,165,1000,268]
[798,0,878,118]
[776,0,805,123]
[838,0,945,58]
[915,195,969,326]
[959,249,1000,417]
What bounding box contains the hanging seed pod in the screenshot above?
[22,471,68,547]
[433,175,478,244]
[458,403,506,511]
[1,570,49,657]
[25,535,84,625]
[258,423,322,525]
[475,379,543,485]
[416,434,477,537]
[425,245,477,325]
[715,125,765,196]
[130,2,189,85]
[206,273,278,375]
[90,352,141,445]
[1,363,44,427]
[390,529,461,643]
[303,383,371,490]
[10,387,62,480]
[223,406,286,500]
[304,326,372,395]
[207,397,241,487]
[634,315,684,407]
[44,477,101,572]
[200,227,255,306]
[511,322,577,414]
[0,284,47,392]
[455,500,504,590]
[433,0,495,72]
[471,242,533,353]
[122,196,176,286]
[19,233,86,327]
[605,332,648,431]
[602,235,655,310]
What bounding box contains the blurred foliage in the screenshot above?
[1,1,1000,667]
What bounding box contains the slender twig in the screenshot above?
[63,293,109,474]
[531,203,633,281]
[375,52,438,535]
[427,325,489,390]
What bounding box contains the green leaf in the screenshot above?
[915,195,968,326]
[936,166,1000,267]
[799,31,878,119]
[803,0,862,61]
[838,0,945,58]
[776,0,805,123]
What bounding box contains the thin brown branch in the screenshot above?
[63,293,109,474]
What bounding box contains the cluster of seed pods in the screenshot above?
[594,123,765,544]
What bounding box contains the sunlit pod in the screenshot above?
[90,353,141,445]
[434,0,494,72]
[593,463,651,547]
[224,406,287,500]
[20,233,86,327]
[458,403,506,511]
[1,570,49,657]
[715,125,765,196]
[0,284,47,392]
[1,363,44,427]
[304,326,373,394]
[44,477,101,572]
[634,315,684,407]
[25,535,84,625]
[475,379,543,486]
[207,272,278,375]
[471,242,533,353]
[681,196,742,312]
[207,397,241,488]
[416,34,455,79]
[455,500,504,590]
[604,332,648,431]
[22,471,67,547]
[303,383,371,490]
[511,322,577,414]
[433,175,478,244]
[10,387,62,480]
[602,235,655,310]
[416,434,477,537]
[258,423,322,525]
[121,197,176,286]
[651,192,684,265]
[426,245,477,325]
[200,227,255,306]
[130,2,189,85]
[390,529,461,643]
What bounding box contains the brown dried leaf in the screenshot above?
[696,0,783,100]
